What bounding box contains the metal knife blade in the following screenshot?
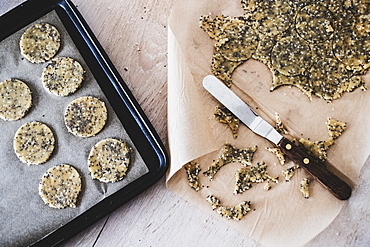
[203,75,351,200]
[203,75,283,145]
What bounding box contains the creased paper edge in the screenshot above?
[166,25,217,182]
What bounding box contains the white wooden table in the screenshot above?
[1,1,370,246]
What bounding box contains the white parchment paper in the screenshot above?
[0,11,148,246]
[166,0,370,246]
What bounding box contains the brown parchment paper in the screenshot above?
[166,0,370,246]
[0,11,148,247]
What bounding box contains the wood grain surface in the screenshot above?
[1,1,370,246]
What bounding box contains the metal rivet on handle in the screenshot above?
[286,144,292,150]
[303,158,310,164]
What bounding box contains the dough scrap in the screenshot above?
[88,138,132,183]
[184,162,201,191]
[266,147,286,165]
[13,121,55,165]
[327,117,347,140]
[299,139,334,161]
[64,96,108,137]
[299,118,346,161]
[214,106,240,139]
[234,161,279,194]
[39,164,81,209]
[199,15,248,42]
[0,79,32,121]
[211,52,243,87]
[300,178,310,199]
[42,57,85,96]
[20,23,60,63]
[203,143,257,180]
[200,0,370,101]
[206,195,251,221]
[274,112,288,134]
[215,25,258,62]
[282,165,300,182]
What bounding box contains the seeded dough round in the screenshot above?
[241,0,293,36]
[64,96,108,137]
[308,58,351,100]
[215,25,258,62]
[42,57,85,96]
[249,0,293,36]
[211,52,243,87]
[295,4,335,43]
[20,23,61,63]
[333,27,370,74]
[271,35,312,76]
[14,121,55,165]
[0,79,32,121]
[88,138,132,183]
[39,164,81,209]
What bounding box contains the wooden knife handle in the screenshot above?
[277,137,351,200]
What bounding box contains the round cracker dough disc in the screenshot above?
[249,0,293,36]
[20,23,61,63]
[215,26,258,62]
[14,121,55,165]
[295,4,335,43]
[64,96,108,137]
[42,57,85,96]
[39,164,82,209]
[88,138,132,183]
[0,79,32,121]
[333,27,370,74]
[271,35,312,76]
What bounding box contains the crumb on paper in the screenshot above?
[282,165,300,182]
[299,117,347,161]
[234,161,279,194]
[299,139,334,161]
[264,183,271,191]
[206,195,251,221]
[203,143,257,180]
[327,117,347,140]
[266,146,286,165]
[214,106,240,139]
[300,178,311,199]
[274,112,289,134]
[184,162,201,191]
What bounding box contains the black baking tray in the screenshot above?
[0,0,168,246]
